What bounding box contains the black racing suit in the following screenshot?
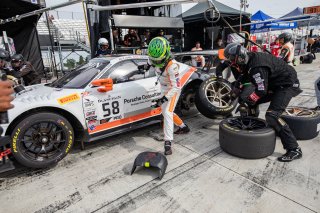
[240,52,302,150]
[13,62,41,86]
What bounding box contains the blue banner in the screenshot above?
[251,21,297,33]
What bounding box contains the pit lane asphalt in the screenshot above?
[0,56,319,213]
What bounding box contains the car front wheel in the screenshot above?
[11,112,74,168]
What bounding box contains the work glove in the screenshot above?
[230,86,242,100]
[151,96,168,108]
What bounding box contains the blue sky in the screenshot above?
[46,0,319,18]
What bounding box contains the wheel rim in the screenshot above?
[205,81,233,108]
[284,107,316,117]
[227,117,267,130]
[19,121,67,162]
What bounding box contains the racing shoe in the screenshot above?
[278,147,302,162]
[164,141,172,155]
[174,125,190,134]
[312,106,320,111]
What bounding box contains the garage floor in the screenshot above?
[0,56,319,213]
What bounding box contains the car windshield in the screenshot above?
[48,61,109,88]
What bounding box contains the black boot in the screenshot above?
[278,147,302,162]
[174,125,190,134]
[164,141,172,155]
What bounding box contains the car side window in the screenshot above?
[100,59,155,84]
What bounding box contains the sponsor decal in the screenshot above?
[12,128,21,153]
[89,125,96,131]
[124,92,161,104]
[88,120,98,125]
[85,111,96,117]
[65,135,73,153]
[98,95,120,103]
[100,117,112,124]
[82,91,91,97]
[86,116,97,121]
[57,93,80,105]
[257,83,265,91]
[84,101,94,108]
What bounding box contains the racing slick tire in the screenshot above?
[195,77,237,119]
[11,112,74,168]
[281,107,320,140]
[219,116,276,159]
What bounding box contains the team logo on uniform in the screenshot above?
[176,78,181,87]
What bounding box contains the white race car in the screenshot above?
[2,54,217,168]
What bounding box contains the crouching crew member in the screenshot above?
[224,43,303,162]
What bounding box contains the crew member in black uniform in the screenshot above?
[224,43,303,162]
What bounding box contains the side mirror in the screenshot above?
[91,78,113,92]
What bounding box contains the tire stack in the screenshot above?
[219,117,276,159]
[281,107,320,140]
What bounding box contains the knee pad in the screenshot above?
[265,110,287,132]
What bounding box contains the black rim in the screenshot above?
[205,81,233,108]
[19,121,66,162]
[227,117,267,130]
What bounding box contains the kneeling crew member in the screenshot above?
[148,37,190,155]
[225,43,303,162]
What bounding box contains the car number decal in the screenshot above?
[57,93,80,105]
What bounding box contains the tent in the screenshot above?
[250,10,298,33]
[280,7,303,18]
[280,7,320,27]
[0,0,44,75]
[251,10,274,21]
[180,1,251,50]
[181,0,250,23]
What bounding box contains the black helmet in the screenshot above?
[225,43,249,65]
[11,54,24,63]
[224,43,239,59]
[278,33,292,44]
[0,48,10,62]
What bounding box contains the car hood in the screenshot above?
[13,84,82,104]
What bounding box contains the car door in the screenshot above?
[83,59,161,135]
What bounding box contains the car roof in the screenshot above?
[91,54,149,63]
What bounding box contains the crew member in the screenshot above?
[270,38,281,56]
[124,29,140,47]
[224,43,303,162]
[96,38,111,56]
[147,37,190,155]
[307,37,320,53]
[0,48,14,111]
[191,41,205,67]
[278,33,294,65]
[10,54,40,86]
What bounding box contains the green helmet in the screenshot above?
[148,37,172,68]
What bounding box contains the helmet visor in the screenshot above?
[150,57,166,68]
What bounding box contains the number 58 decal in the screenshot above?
[102,101,120,117]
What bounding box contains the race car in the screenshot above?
[1,54,214,168]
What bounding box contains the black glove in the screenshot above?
[151,96,168,108]
[137,64,151,72]
[216,75,223,81]
[230,87,241,99]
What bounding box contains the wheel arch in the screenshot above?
[6,107,85,141]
